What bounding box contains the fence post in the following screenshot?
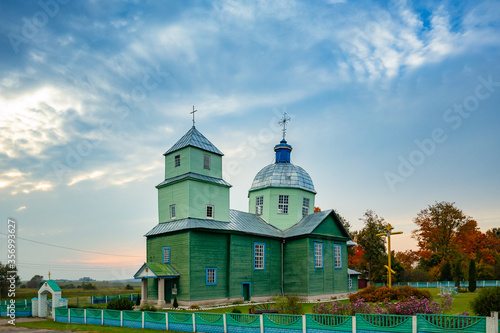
[412,316,417,333]
[84,309,87,324]
[121,310,123,327]
[302,315,306,333]
[260,314,264,333]
[166,312,169,331]
[223,313,227,333]
[352,315,356,333]
[68,308,71,323]
[142,311,145,329]
[105,295,108,303]
[101,309,104,326]
[486,312,498,333]
[193,313,196,332]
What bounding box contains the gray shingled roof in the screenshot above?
[348,268,362,275]
[145,209,282,238]
[283,209,351,239]
[164,126,223,156]
[250,163,316,193]
[156,172,231,188]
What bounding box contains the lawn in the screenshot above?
[426,287,479,315]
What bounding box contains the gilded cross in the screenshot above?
[48,271,51,280]
[376,224,403,288]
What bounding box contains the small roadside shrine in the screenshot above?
[32,280,68,318]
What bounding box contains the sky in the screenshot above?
[0,0,499,281]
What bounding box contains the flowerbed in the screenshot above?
[349,285,431,303]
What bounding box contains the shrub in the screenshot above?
[273,295,303,314]
[470,287,500,316]
[107,298,135,310]
[81,282,97,290]
[173,295,179,308]
[140,303,157,312]
[231,308,241,313]
[312,298,371,316]
[349,285,431,303]
[125,284,134,290]
[190,305,200,310]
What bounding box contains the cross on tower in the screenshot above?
[190,106,197,127]
[278,112,291,140]
[48,271,51,280]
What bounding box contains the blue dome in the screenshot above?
[249,163,316,193]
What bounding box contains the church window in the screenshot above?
[206,268,217,285]
[314,242,323,268]
[302,198,310,217]
[278,195,289,214]
[206,205,214,219]
[334,244,342,269]
[255,196,263,215]
[204,154,210,170]
[170,205,176,219]
[163,247,170,264]
[174,155,180,167]
[254,243,265,270]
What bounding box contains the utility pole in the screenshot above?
[376,223,403,288]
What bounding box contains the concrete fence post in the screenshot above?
[120,310,123,327]
[302,315,306,333]
[142,311,145,329]
[351,316,356,333]
[166,312,169,331]
[84,309,87,324]
[223,313,227,333]
[105,295,108,304]
[193,313,196,332]
[486,312,498,333]
[260,314,264,333]
[101,309,104,326]
[412,316,417,333]
[68,308,71,323]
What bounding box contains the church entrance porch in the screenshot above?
[134,263,180,307]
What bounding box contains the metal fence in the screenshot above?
[375,280,500,288]
[53,308,500,333]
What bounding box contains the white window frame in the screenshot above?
[278,195,289,214]
[204,154,210,170]
[254,243,265,270]
[255,196,263,215]
[170,204,176,219]
[163,247,170,264]
[314,242,323,268]
[174,155,180,167]
[206,205,214,219]
[334,244,342,269]
[302,197,310,217]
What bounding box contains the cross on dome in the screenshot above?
[278,112,291,140]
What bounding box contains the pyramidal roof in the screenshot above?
[164,126,223,156]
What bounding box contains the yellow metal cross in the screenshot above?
[376,223,403,288]
[48,271,51,280]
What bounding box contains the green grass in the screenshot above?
[426,287,479,315]
[13,319,175,333]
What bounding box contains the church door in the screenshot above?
[242,283,250,301]
[165,279,172,303]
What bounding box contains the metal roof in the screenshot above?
[134,263,180,278]
[44,280,61,292]
[348,268,362,275]
[156,172,231,188]
[145,209,283,238]
[283,209,351,239]
[164,126,223,156]
[249,163,316,193]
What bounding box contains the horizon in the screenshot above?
[1,1,499,281]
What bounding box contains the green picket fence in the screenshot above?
[417,314,487,333]
[52,308,497,333]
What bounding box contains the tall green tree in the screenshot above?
[0,262,21,298]
[26,275,44,289]
[412,202,470,257]
[356,210,386,283]
[440,261,452,281]
[468,259,477,292]
[452,259,463,288]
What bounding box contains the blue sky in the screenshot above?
[1,0,499,281]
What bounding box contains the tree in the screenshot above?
[356,210,386,283]
[440,261,452,281]
[395,250,420,271]
[26,275,44,289]
[335,210,352,237]
[412,202,470,257]
[0,262,21,298]
[468,259,477,292]
[452,259,463,288]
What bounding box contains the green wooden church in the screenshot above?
[135,118,359,306]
